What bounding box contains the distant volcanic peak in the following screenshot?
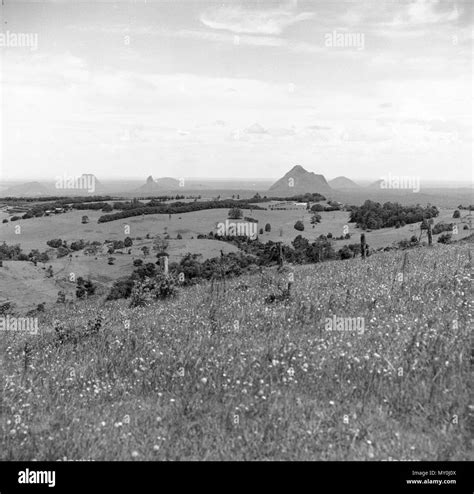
[289,164,307,173]
[0,181,51,197]
[136,175,180,193]
[268,165,332,196]
[329,176,360,188]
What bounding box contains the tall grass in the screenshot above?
[0,244,471,460]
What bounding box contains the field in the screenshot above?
[0,204,471,311]
[0,205,471,252]
[0,243,471,460]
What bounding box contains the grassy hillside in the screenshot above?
[0,243,471,460]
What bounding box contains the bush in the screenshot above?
[129,274,177,307]
[432,222,453,235]
[338,245,353,260]
[76,277,96,298]
[176,233,183,240]
[47,238,63,248]
[57,246,69,258]
[310,214,321,225]
[10,216,20,222]
[453,210,460,219]
[107,278,135,300]
[437,233,452,244]
[2,219,7,224]
[124,237,133,248]
[265,223,271,232]
[70,239,86,251]
[133,259,143,267]
[294,220,304,231]
[228,208,243,219]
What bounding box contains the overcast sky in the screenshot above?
[0,0,472,182]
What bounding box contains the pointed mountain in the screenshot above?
[328,176,360,189]
[136,176,181,194]
[0,181,52,197]
[268,165,332,197]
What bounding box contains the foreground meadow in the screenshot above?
[0,243,471,460]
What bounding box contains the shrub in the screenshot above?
[310,214,321,225]
[228,208,243,219]
[265,223,271,232]
[437,233,452,244]
[57,246,69,258]
[76,277,96,298]
[176,233,183,240]
[47,238,63,248]
[107,278,135,300]
[124,237,133,248]
[338,245,352,260]
[294,220,304,231]
[70,239,86,251]
[129,274,177,307]
[453,210,460,219]
[133,259,143,267]
[432,222,453,235]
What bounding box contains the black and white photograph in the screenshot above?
[0,0,472,485]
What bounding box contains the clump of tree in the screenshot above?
[76,277,96,298]
[228,208,243,219]
[437,233,452,244]
[0,242,24,260]
[46,238,63,248]
[70,239,86,251]
[349,200,439,230]
[310,214,321,225]
[98,200,265,223]
[294,220,304,231]
[432,222,454,235]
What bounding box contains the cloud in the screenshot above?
[199,3,315,35]
[383,0,460,27]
